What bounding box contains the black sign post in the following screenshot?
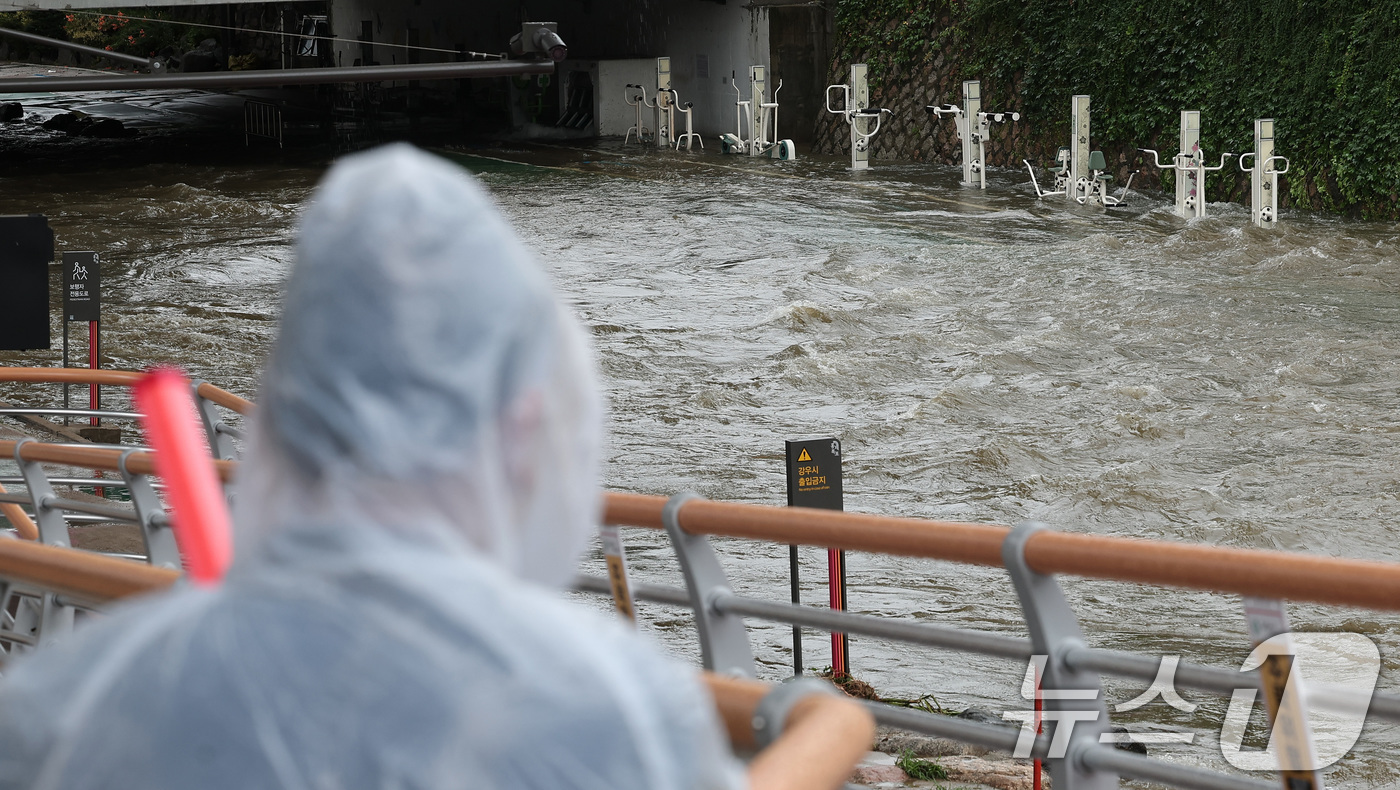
[0,215,54,351]
[785,437,845,678]
[61,252,100,425]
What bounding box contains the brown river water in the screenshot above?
[1,135,1398,784]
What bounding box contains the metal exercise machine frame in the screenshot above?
[1026,95,1134,207]
[1140,111,1234,219]
[927,80,1018,188]
[624,83,653,145]
[653,57,675,148]
[826,64,890,171]
[1239,119,1290,228]
[720,66,795,161]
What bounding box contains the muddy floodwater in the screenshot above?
[2,138,1399,784]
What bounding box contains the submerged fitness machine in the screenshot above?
[1025,95,1135,207]
[1141,111,1234,219]
[826,64,890,171]
[1239,118,1289,228]
[927,79,1017,188]
[720,66,796,161]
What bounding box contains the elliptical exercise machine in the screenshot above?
[719,66,796,161]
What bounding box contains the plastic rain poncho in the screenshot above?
[0,145,747,790]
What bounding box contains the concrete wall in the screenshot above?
[321,0,770,137]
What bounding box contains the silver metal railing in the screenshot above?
[0,373,246,656]
[244,100,284,148]
[572,491,1400,790]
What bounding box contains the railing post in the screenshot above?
[189,379,237,460]
[663,491,756,677]
[1003,521,1118,789]
[11,439,76,644]
[120,449,181,569]
[14,439,70,548]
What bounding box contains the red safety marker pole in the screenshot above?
[89,320,103,496]
[87,320,98,425]
[828,547,845,677]
[133,367,232,586]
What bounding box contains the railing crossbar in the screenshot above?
[0,409,141,420]
[865,701,1051,757]
[574,573,692,607]
[1081,745,1273,790]
[0,476,131,488]
[575,574,1400,724]
[34,495,138,524]
[712,591,1033,660]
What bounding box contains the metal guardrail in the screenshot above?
[585,492,1400,790]
[0,368,250,460]
[244,100,284,148]
[0,370,246,651]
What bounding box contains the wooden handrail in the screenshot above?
[603,492,1400,612]
[0,367,252,416]
[0,483,38,540]
[0,368,142,387]
[0,441,238,484]
[4,445,1400,613]
[0,538,177,604]
[703,673,874,790]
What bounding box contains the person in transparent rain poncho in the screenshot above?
[0,144,747,790]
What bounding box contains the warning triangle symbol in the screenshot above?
[797,448,812,462]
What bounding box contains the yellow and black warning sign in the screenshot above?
[785,438,842,510]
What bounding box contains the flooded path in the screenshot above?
[2,139,1398,783]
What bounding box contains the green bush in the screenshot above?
[2,8,217,61]
[833,0,1400,218]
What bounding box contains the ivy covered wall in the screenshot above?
[814,0,1400,218]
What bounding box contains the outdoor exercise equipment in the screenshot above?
[1239,119,1289,228]
[623,82,652,145]
[719,66,796,161]
[674,94,703,151]
[926,80,1017,188]
[653,57,675,148]
[825,64,890,170]
[1141,111,1233,219]
[1025,95,1134,207]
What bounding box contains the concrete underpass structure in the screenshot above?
[2,0,832,143]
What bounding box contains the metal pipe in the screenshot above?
[0,58,554,94]
[58,514,131,525]
[0,408,141,420]
[575,574,1031,659]
[866,702,1050,758]
[0,25,155,70]
[1067,646,1247,696]
[573,574,692,607]
[713,591,1032,660]
[1078,745,1273,790]
[0,476,130,487]
[37,494,138,523]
